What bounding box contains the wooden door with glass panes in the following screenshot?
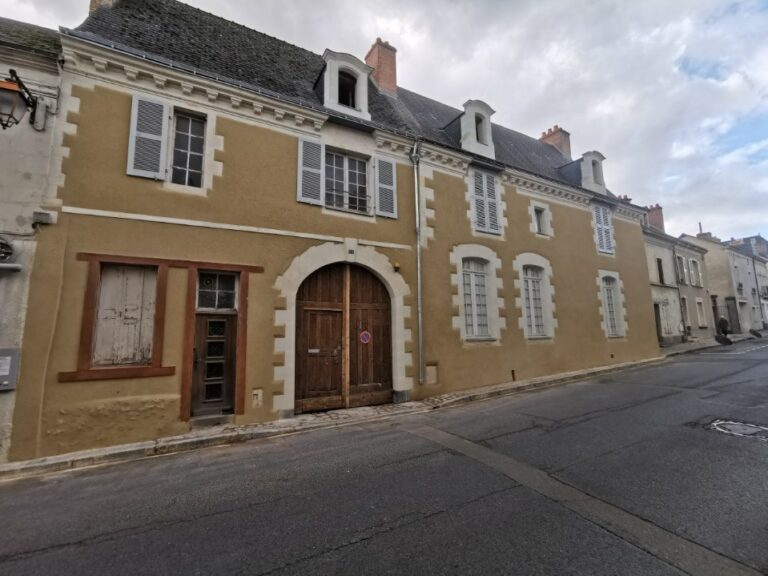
[192,271,238,416]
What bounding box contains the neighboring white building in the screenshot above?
[643,226,684,345]
[0,18,61,461]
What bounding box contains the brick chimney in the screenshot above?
[646,204,665,232]
[365,38,397,93]
[90,0,115,14]
[539,125,571,160]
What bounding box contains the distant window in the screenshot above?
[534,207,545,234]
[676,256,688,284]
[592,159,604,185]
[689,259,702,286]
[338,71,357,108]
[475,113,486,145]
[656,258,665,284]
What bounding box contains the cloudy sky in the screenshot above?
[4,0,768,239]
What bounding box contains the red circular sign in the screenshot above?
[359,330,372,344]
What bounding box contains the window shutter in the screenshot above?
[375,157,397,218]
[603,207,614,252]
[127,95,169,179]
[593,205,605,251]
[473,170,487,231]
[93,266,157,366]
[486,174,500,233]
[297,138,324,205]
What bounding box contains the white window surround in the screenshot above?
[272,240,412,414]
[581,151,607,194]
[689,258,702,287]
[596,270,628,338]
[450,244,506,342]
[696,297,707,327]
[466,169,505,237]
[592,204,615,255]
[528,200,554,237]
[321,49,372,121]
[676,255,689,284]
[512,253,557,340]
[460,100,496,159]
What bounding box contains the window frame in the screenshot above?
[528,200,554,237]
[689,259,702,287]
[522,265,546,338]
[462,258,491,338]
[196,270,239,314]
[513,253,557,340]
[450,244,505,342]
[169,110,206,189]
[597,270,627,339]
[696,298,707,327]
[324,148,371,215]
[676,255,688,284]
[59,258,174,382]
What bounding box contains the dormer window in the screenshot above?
[321,49,372,121]
[592,159,603,185]
[475,114,486,145]
[338,71,356,108]
[460,100,496,159]
[580,151,607,194]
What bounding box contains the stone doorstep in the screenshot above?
[0,354,671,481]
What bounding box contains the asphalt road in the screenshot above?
[2,341,768,575]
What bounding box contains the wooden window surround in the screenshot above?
[59,253,263,421]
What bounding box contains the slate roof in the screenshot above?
[66,0,601,192]
[0,17,60,58]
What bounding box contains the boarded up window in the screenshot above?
[93,264,158,366]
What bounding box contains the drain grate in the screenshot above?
[709,419,768,442]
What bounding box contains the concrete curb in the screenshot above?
[0,349,726,482]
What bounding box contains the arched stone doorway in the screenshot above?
[295,262,393,413]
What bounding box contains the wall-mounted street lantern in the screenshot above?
[0,69,37,130]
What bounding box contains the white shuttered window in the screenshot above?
[593,205,614,253]
[375,157,397,218]
[473,170,501,234]
[297,138,324,205]
[93,265,158,366]
[127,96,170,180]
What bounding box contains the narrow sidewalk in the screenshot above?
[1,332,763,481]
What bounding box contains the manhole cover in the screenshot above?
[709,420,768,441]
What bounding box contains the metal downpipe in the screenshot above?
[410,140,425,386]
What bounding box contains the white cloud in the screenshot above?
[4,0,768,239]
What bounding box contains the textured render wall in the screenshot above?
[412,168,659,398]
[9,84,418,459]
[0,56,59,462]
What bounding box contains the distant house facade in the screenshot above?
[5,0,660,461]
[0,18,61,461]
[684,232,765,333]
[642,205,711,344]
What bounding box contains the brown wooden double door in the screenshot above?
[296,263,393,413]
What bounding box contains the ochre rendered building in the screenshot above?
[7,0,659,460]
